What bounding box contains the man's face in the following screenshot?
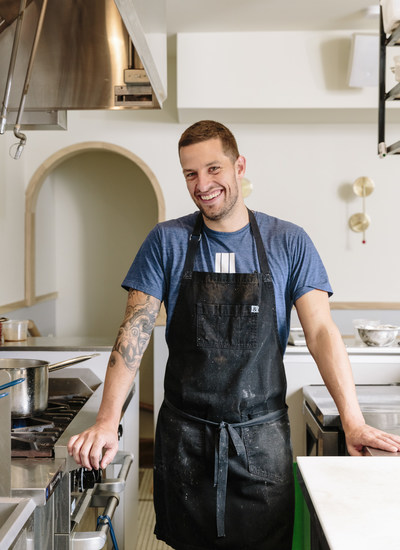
[180,138,245,223]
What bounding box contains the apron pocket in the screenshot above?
[242,415,293,482]
[196,303,258,349]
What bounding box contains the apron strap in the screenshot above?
[247,209,272,278]
[164,398,287,538]
[182,213,203,279]
[182,210,273,280]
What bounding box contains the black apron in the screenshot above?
[154,210,295,550]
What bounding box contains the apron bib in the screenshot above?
[154,210,295,550]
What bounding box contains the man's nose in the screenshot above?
[197,171,213,190]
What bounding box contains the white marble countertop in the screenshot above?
[297,456,400,549]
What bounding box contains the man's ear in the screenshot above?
[235,155,246,179]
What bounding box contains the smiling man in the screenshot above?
[68,120,400,550]
[181,135,245,228]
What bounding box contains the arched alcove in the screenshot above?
[25,141,165,310]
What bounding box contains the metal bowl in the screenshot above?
[357,325,400,347]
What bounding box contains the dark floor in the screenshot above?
[139,438,154,468]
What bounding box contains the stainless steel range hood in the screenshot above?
[0,0,167,131]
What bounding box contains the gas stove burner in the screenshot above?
[11,431,60,457]
[11,392,90,458]
[12,417,55,432]
[48,396,88,408]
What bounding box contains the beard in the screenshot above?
[196,185,239,222]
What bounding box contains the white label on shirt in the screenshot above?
[251,305,259,313]
[215,253,236,273]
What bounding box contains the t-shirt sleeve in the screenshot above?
[121,225,166,302]
[290,228,333,304]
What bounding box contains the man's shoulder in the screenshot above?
[252,210,305,238]
[157,212,198,234]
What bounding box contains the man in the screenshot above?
[68,120,400,550]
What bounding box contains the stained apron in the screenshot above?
[154,210,295,550]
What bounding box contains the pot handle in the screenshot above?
[48,353,100,372]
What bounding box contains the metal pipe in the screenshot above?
[0,0,27,135]
[96,498,119,534]
[13,0,49,158]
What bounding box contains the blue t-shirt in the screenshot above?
[122,211,332,350]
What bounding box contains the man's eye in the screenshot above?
[185,172,196,180]
[209,166,220,173]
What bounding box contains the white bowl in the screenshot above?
[357,325,400,347]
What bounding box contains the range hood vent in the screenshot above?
[0,0,167,132]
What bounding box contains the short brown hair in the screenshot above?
[178,120,239,162]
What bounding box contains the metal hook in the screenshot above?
[12,124,27,159]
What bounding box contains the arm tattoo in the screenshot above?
[111,290,160,373]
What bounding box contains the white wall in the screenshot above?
[1,49,400,323]
[39,151,157,338]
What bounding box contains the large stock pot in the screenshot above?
[0,354,98,417]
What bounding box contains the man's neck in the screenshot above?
[202,203,249,233]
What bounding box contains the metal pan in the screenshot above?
[0,354,99,418]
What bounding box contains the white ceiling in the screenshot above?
[166,0,380,35]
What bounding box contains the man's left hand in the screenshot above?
[345,424,400,456]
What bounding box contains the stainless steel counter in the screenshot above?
[0,337,113,352]
[11,459,65,506]
[365,446,400,456]
[287,336,400,355]
[303,384,400,433]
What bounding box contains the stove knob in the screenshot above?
[75,467,102,491]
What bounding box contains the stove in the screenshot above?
[11,375,98,458]
[1,367,135,550]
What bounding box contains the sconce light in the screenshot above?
[348,177,375,244]
[241,177,253,198]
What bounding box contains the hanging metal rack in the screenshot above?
[378,4,400,156]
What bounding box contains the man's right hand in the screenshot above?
[67,423,119,470]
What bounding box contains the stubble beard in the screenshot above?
[197,185,239,222]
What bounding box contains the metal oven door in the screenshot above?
[304,402,340,456]
[55,451,133,550]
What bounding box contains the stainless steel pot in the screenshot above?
[0,354,99,417]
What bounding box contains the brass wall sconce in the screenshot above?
[348,177,375,244]
[241,177,253,198]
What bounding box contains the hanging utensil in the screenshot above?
[0,377,25,392]
[0,0,27,135]
[11,0,49,158]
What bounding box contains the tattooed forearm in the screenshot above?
[110,290,160,373]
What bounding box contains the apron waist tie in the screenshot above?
[164,398,287,538]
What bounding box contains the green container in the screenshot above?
[292,463,310,550]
